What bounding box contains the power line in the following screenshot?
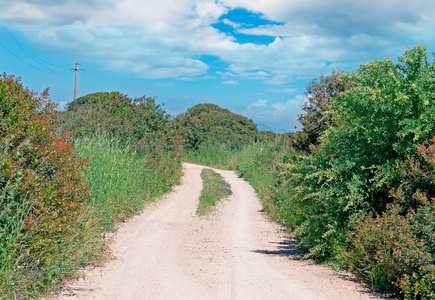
[0,41,55,73]
[0,24,68,74]
[0,25,202,110]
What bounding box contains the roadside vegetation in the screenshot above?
[0,80,183,299]
[197,168,232,216]
[183,45,435,299]
[281,44,435,298]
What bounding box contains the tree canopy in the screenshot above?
[173,103,260,150]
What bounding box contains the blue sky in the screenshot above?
[1,0,435,132]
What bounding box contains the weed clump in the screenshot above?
[197,168,232,216]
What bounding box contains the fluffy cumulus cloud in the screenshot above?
[2,0,435,81]
[4,0,435,132]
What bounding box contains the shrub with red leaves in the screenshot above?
[348,138,435,299]
[0,73,90,251]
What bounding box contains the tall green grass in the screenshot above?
[0,137,181,299]
[74,137,181,231]
[197,168,232,216]
[183,143,235,169]
[185,142,289,220]
[0,166,34,299]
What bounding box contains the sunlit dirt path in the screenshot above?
[51,163,382,300]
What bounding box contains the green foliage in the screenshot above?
[197,168,232,216]
[61,91,183,163]
[173,103,260,150]
[291,69,353,152]
[74,137,181,230]
[280,44,435,296]
[228,142,291,220]
[1,78,184,298]
[348,202,435,299]
[185,141,291,220]
[0,73,91,298]
[347,138,435,298]
[184,142,236,169]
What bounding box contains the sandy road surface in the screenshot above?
[53,163,382,300]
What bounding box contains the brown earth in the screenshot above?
[51,163,387,300]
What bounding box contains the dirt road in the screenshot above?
[55,163,381,300]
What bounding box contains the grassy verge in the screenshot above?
[186,142,289,221]
[183,143,235,169]
[197,168,232,216]
[0,137,181,299]
[74,137,181,231]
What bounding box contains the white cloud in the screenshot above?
[243,94,306,132]
[271,94,306,117]
[3,0,435,83]
[247,98,267,110]
[222,19,240,29]
[223,80,239,85]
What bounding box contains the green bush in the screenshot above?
[0,73,91,298]
[173,103,260,151]
[60,91,183,164]
[281,44,435,260]
[278,44,435,297]
[348,202,435,299]
[293,68,353,152]
[347,138,435,298]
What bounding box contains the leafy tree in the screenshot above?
[173,103,260,150]
[66,92,129,112]
[291,69,353,152]
[281,44,435,263]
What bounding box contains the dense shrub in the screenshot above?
[347,138,435,298]
[60,91,183,165]
[281,44,435,263]
[0,73,91,298]
[292,69,353,152]
[349,203,435,299]
[173,103,260,150]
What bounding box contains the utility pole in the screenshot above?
[70,61,84,100]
